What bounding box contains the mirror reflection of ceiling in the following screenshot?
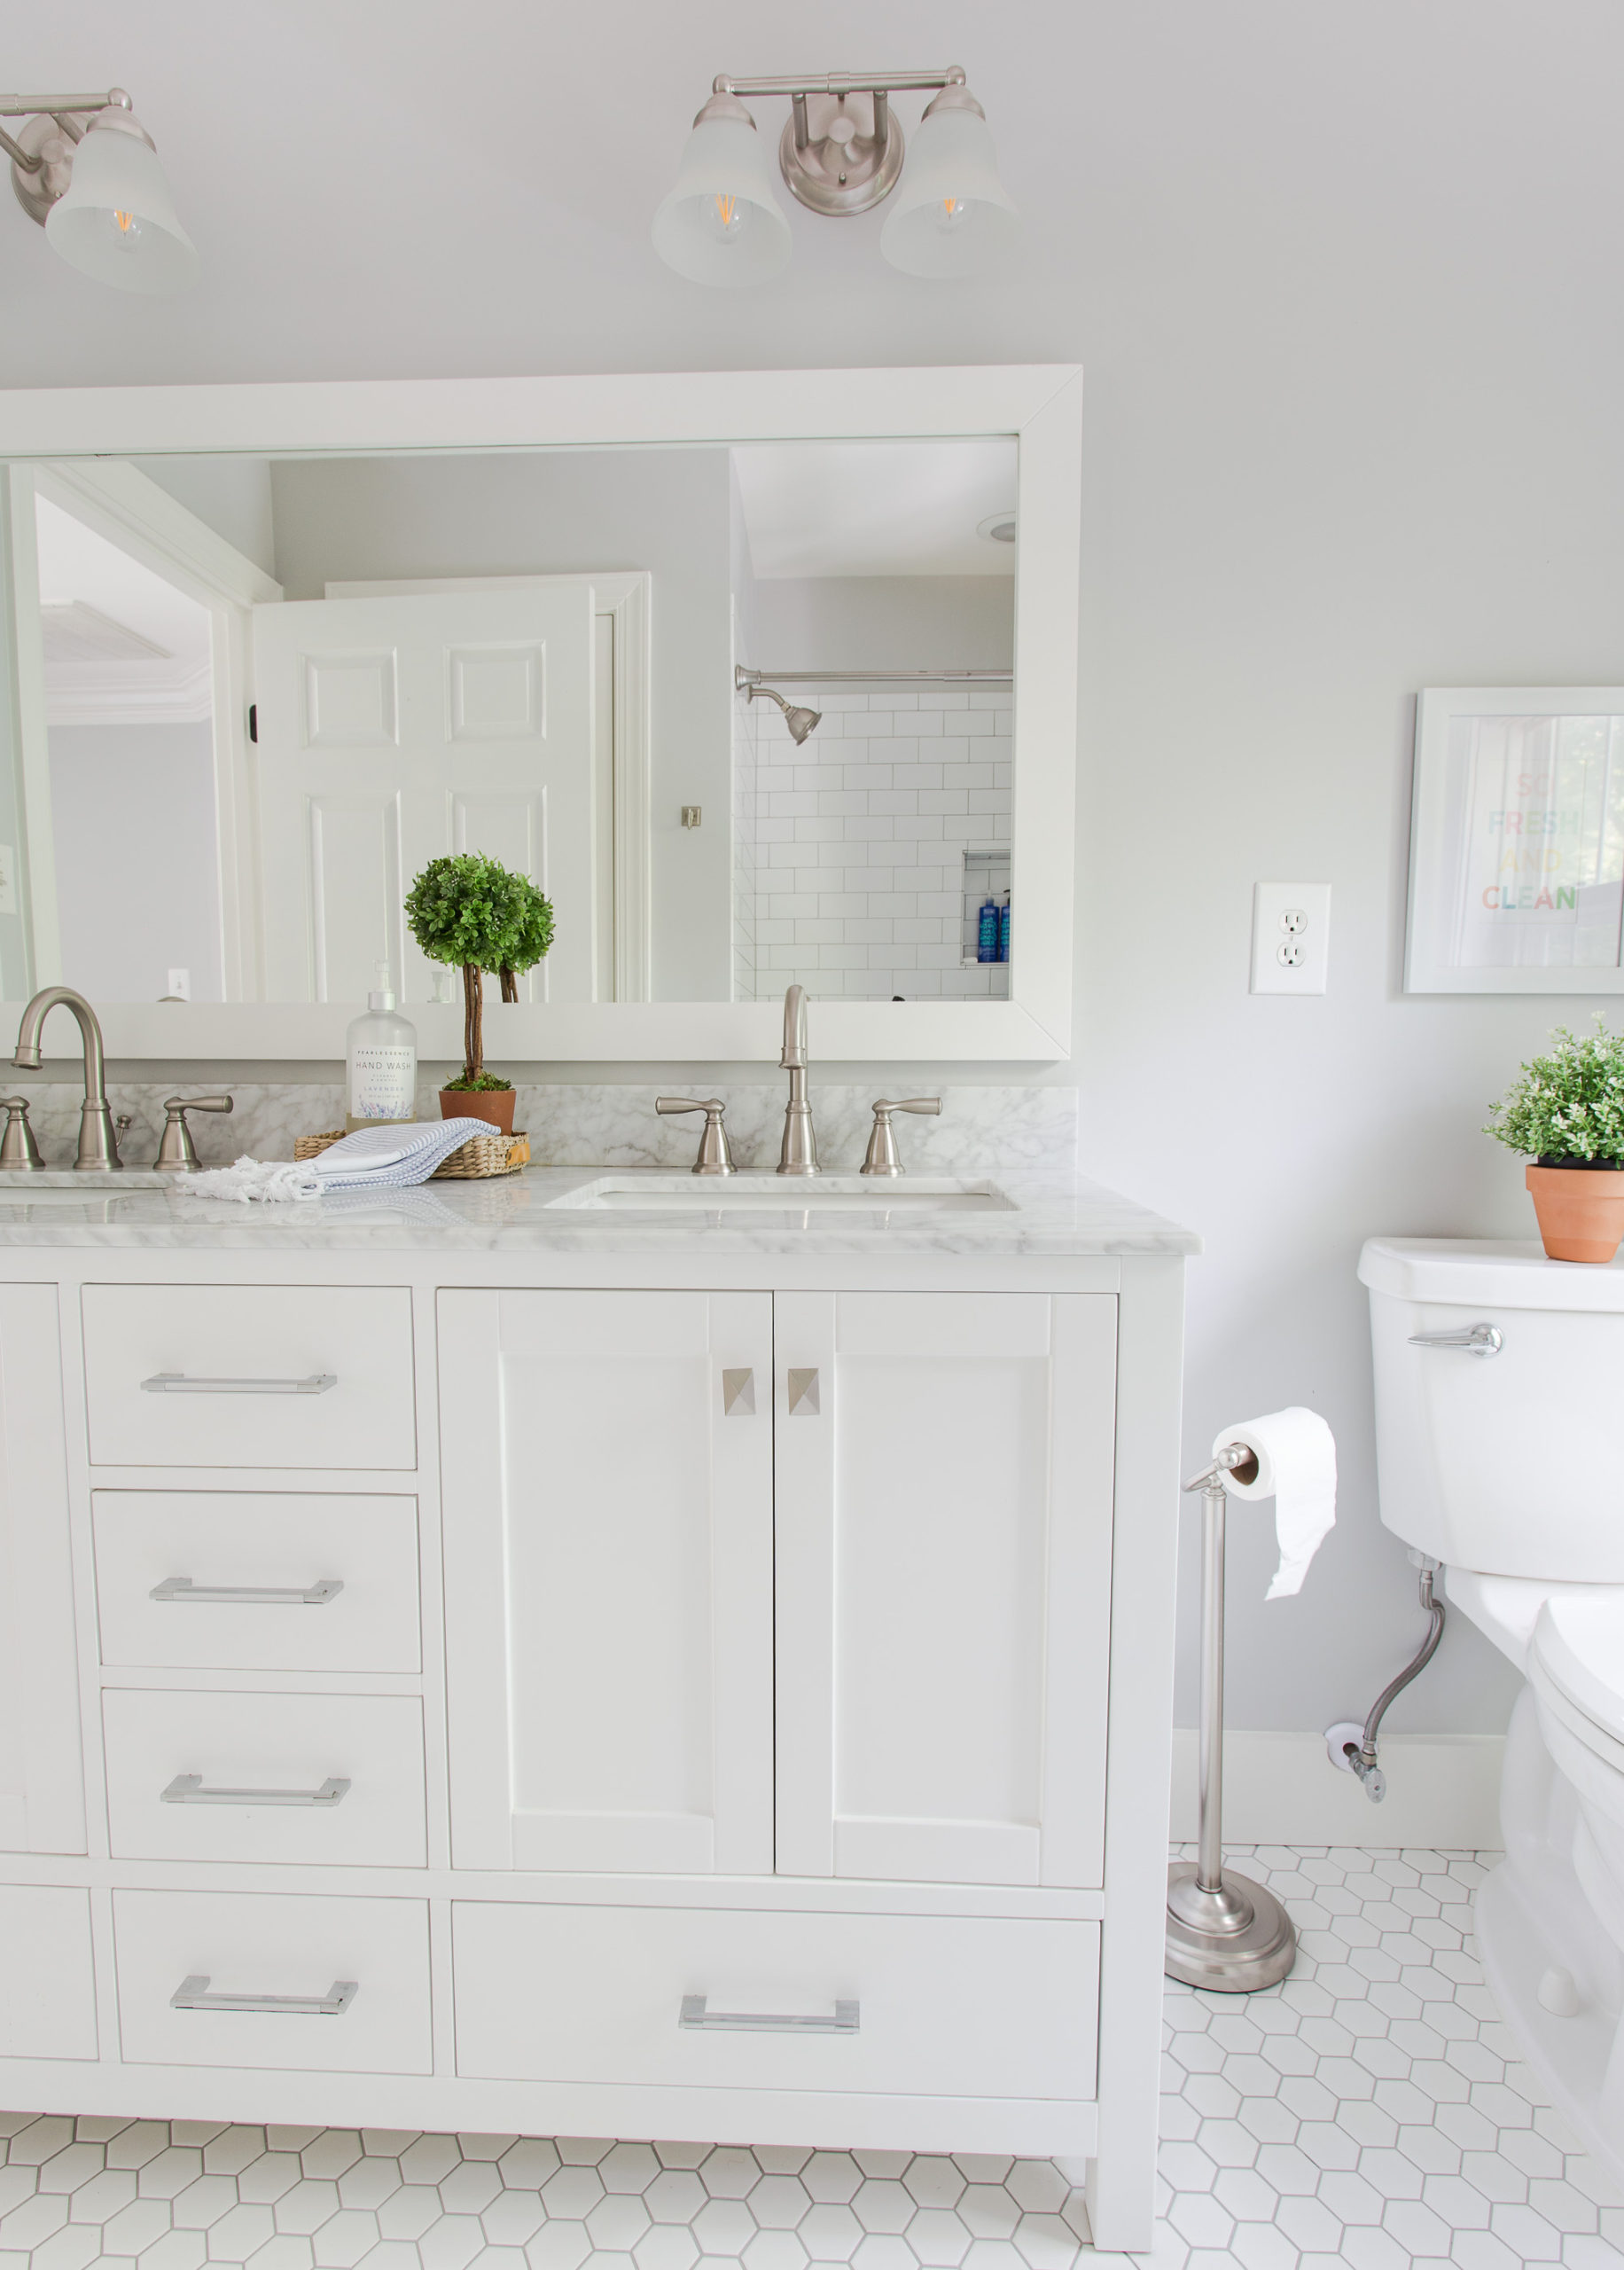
[731,440,1017,578]
[35,496,213,724]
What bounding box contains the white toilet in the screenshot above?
[1361,1235,1624,2180]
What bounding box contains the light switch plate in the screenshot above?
[1251,882,1331,994]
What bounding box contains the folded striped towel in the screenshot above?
[180,1119,501,1203]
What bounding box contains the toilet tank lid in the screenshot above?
[1533,1596,1624,1743]
[1359,1237,1624,1312]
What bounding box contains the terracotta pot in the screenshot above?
[1526,1162,1624,1264]
[440,1087,516,1137]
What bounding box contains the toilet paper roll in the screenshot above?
[1213,1406,1337,1601]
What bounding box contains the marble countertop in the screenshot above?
[0,1167,1198,1258]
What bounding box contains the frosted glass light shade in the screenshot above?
[45,114,199,294]
[879,104,1019,279]
[652,115,792,287]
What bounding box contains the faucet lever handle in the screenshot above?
[0,1095,43,1173]
[861,1097,941,1178]
[154,1092,235,1175]
[655,1096,734,1178]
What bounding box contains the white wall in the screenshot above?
[748,577,1014,675]
[47,721,222,1003]
[267,450,736,1001]
[130,456,277,581]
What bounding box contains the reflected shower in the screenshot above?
[735,667,822,744]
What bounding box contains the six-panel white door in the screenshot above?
[439,1289,775,1875]
[774,1292,1118,1888]
[252,585,596,1003]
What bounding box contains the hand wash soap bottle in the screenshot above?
[346,962,418,1130]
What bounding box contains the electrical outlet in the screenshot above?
[1251,883,1331,994]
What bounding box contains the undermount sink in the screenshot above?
[547,1175,1017,1215]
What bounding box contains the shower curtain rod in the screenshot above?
[736,667,1012,687]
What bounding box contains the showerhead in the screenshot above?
[739,672,823,744]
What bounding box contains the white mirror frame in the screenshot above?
[0,364,1081,1061]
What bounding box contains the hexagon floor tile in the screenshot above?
[3,1847,1620,2268]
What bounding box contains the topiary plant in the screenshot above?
[1484,1016,1624,1166]
[404,853,554,1091]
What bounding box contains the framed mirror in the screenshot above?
[0,365,1081,1060]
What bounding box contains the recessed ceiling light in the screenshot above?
[978,512,1017,544]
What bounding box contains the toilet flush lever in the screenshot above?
[1408,1323,1503,1357]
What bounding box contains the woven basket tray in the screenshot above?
[294,1129,531,1179]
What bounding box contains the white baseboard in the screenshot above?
[1170,1729,1504,1850]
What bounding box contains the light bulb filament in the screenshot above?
[941,198,963,219]
[113,208,135,235]
[714,193,738,229]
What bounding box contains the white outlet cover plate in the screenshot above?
[1252,882,1331,994]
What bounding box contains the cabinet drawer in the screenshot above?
[82,1286,416,1470]
[93,1491,421,1672]
[453,1903,1098,2101]
[103,1690,426,1867]
[0,1887,98,2060]
[114,1889,431,2072]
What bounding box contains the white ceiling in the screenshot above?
[733,441,1017,578]
[0,2,1613,397]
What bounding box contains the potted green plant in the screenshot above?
[404,853,554,1135]
[1485,1017,1624,1263]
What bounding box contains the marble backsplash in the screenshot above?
[10,1082,1079,1178]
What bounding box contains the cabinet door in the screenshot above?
[775,1292,1117,1889]
[0,1286,85,1854]
[441,1290,774,1875]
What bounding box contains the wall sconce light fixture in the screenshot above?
[2,87,197,294]
[653,67,1017,287]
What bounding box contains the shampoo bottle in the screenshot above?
[977,894,1000,963]
[346,963,418,1131]
[998,892,1011,963]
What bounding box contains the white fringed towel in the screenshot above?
[180,1119,500,1203]
[1214,1406,1337,1600]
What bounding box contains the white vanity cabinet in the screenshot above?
[0,1214,1187,2258]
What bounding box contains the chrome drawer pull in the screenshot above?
[679,1992,859,2035]
[171,1973,356,2016]
[160,1773,350,1808]
[150,1577,344,1607]
[1408,1324,1502,1357]
[141,1372,338,1396]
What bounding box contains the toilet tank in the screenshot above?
[1360,1238,1624,1581]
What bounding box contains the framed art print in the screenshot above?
[1406,687,1624,992]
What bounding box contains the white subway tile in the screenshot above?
[919,789,969,815]
[869,790,918,816]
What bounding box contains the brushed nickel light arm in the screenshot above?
[0,88,130,207]
[698,67,978,220]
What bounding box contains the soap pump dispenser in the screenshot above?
[346,962,418,1130]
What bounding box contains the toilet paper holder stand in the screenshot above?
[1165,1441,1299,1993]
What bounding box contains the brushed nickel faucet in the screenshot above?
[11,987,122,1170]
[777,982,818,1176]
